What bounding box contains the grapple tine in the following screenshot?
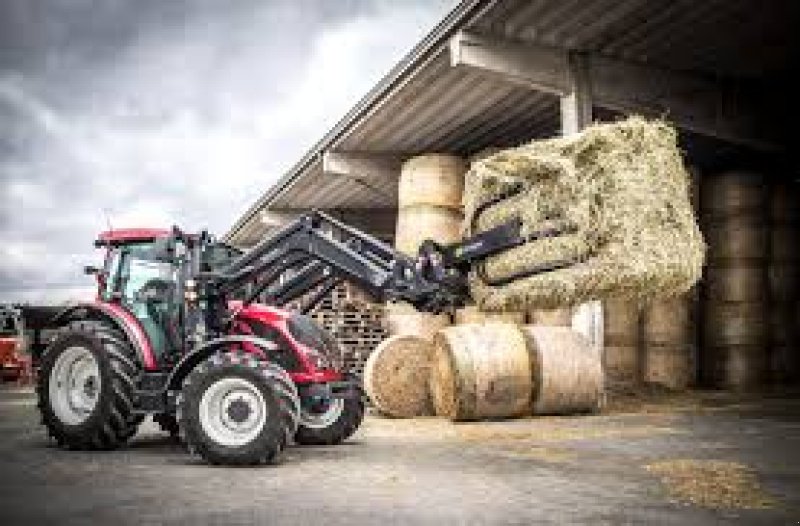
[467,183,589,286]
[469,182,526,233]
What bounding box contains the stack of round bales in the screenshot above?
[395,153,465,256]
[641,294,696,389]
[367,154,466,416]
[388,153,466,339]
[701,172,769,389]
[429,323,603,420]
[768,181,799,383]
[602,298,641,387]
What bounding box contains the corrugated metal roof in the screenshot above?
[227,0,796,246]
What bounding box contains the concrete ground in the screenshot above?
[1,385,799,525]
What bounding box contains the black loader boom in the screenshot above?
[200,208,549,319]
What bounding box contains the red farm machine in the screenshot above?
[31,207,549,465]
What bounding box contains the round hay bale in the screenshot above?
[642,296,695,390]
[703,301,768,347]
[702,215,768,261]
[394,204,463,256]
[603,298,640,344]
[643,344,693,390]
[603,298,640,384]
[398,154,466,209]
[363,335,435,418]
[454,306,525,325]
[603,345,639,385]
[704,264,767,303]
[703,344,768,391]
[522,326,604,414]
[384,302,450,340]
[701,171,767,219]
[430,323,532,421]
[528,307,573,326]
[642,296,693,346]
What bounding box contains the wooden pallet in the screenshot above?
[309,282,387,377]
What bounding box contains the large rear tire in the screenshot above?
[295,393,364,446]
[177,352,299,465]
[37,320,141,449]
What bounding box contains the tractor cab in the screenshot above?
[92,229,183,362]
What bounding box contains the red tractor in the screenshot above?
[34,209,534,465]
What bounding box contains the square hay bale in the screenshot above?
[464,117,705,311]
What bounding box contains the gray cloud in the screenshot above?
[0,0,455,303]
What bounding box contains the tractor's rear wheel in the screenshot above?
[37,320,141,449]
[177,352,299,465]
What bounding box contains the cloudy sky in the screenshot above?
[0,0,455,304]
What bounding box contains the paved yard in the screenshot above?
[1,385,799,525]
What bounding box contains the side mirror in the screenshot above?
[84,265,102,276]
[85,265,107,289]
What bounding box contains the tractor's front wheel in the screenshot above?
[177,352,299,465]
[295,392,364,446]
[37,320,141,450]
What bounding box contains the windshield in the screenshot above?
[104,242,177,301]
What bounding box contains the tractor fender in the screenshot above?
[50,302,158,370]
[166,335,279,391]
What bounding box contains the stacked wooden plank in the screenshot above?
[309,282,387,379]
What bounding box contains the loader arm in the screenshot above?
[201,210,548,318]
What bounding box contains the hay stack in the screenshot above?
[701,171,769,390]
[430,323,532,420]
[463,117,705,311]
[454,305,525,324]
[603,298,641,386]
[523,326,604,414]
[528,307,573,326]
[768,181,799,383]
[642,295,695,390]
[395,153,466,257]
[363,335,435,417]
[392,153,465,334]
[384,302,450,341]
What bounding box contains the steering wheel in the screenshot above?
[135,278,174,304]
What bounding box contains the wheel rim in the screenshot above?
[49,346,101,426]
[199,377,268,447]
[300,398,344,429]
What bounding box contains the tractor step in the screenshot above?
[133,372,170,413]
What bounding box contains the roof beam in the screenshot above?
[450,30,774,150]
[322,151,402,205]
[450,30,569,95]
[322,151,402,181]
